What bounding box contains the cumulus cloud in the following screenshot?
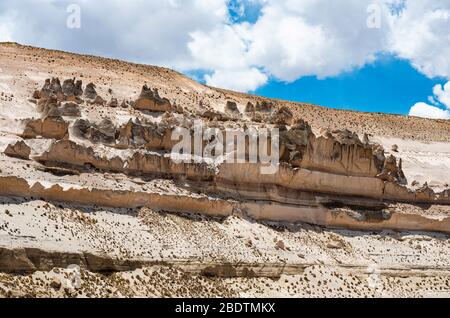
[187,0,392,87]
[205,67,267,92]
[0,0,229,69]
[243,0,391,81]
[409,81,450,120]
[409,102,450,120]
[390,0,450,79]
[433,81,450,108]
[1,0,450,93]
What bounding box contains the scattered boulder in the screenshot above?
[391,144,399,152]
[84,83,98,100]
[120,100,130,108]
[326,241,344,250]
[275,240,286,251]
[134,85,172,112]
[108,98,119,108]
[50,277,62,290]
[4,141,31,160]
[91,95,106,105]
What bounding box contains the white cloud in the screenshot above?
[433,81,450,108]
[389,0,450,79]
[205,67,267,91]
[1,0,450,93]
[0,0,229,69]
[186,0,392,89]
[243,0,391,81]
[409,81,450,120]
[409,102,450,120]
[187,23,267,90]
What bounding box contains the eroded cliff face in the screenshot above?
[0,44,449,298]
[1,77,448,231]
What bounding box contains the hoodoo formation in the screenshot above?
[0,43,449,297]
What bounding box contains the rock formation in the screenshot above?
[4,141,31,160]
[84,83,97,100]
[73,119,116,144]
[21,117,69,140]
[134,85,172,112]
[225,101,239,113]
[62,78,83,97]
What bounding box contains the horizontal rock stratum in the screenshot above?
[0,43,449,298]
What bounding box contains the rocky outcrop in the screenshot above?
[0,175,449,235]
[38,98,81,117]
[73,119,116,144]
[84,83,97,100]
[116,119,177,150]
[301,129,385,178]
[0,176,233,218]
[35,140,215,181]
[134,85,172,112]
[0,246,308,277]
[269,106,293,125]
[4,78,449,240]
[4,141,31,160]
[62,78,83,97]
[35,78,83,104]
[36,78,63,100]
[201,110,231,122]
[21,117,69,140]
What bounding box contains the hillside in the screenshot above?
[0,43,449,298]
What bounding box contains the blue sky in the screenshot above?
[0,0,450,119]
[189,55,444,115]
[253,55,444,115]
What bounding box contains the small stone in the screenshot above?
[275,240,286,251]
[50,277,62,290]
[108,97,118,108]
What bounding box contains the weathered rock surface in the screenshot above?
[134,85,172,112]
[0,44,449,298]
[4,141,31,160]
[21,117,69,140]
[62,78,83,97]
